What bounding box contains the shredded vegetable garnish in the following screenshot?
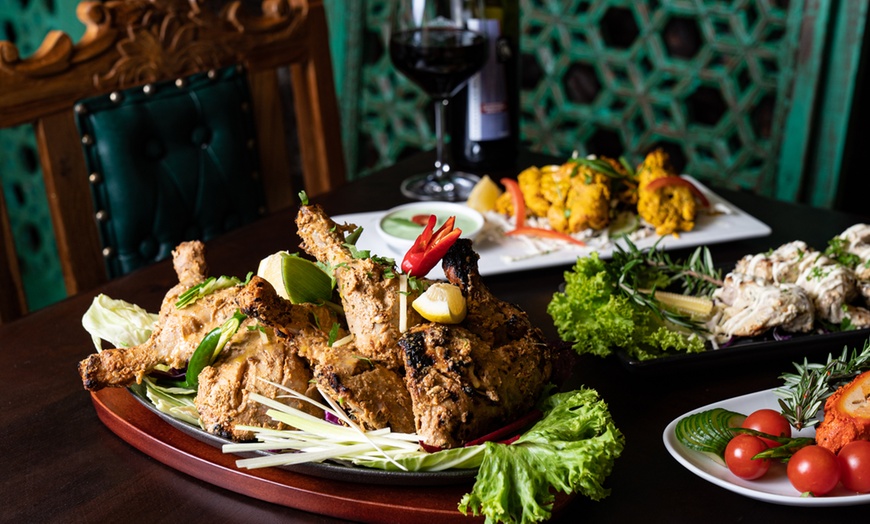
[225,379,423,471]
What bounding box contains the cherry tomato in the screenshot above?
[741,409,791,447]
[787,445,840,496]
[724,434,770,480]
[838,440,870,493]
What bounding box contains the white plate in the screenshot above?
[663,388,870,506]
[334,176,770,279]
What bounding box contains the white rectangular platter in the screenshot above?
[333,177,771,279]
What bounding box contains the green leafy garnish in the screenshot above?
[176,275,242,309]
[547,246,710,361]
[298,190,309,205]
[459,388,624,524]
[169,310,247,391]
[775,341,870,429]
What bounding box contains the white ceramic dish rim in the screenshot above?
[663,388,870,507]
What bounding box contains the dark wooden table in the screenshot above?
[3,151,869,523]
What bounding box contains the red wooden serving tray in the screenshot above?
[91,388,573,523]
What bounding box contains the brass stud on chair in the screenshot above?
[74,103,87,115]
[95,210,109,222]
[101,246,114,258]
[207,69,217,80]
[81,134,93,146]
[175,78,187,89]
[142,84,154,95]
[109,91,123,103]
[88,172,102,184]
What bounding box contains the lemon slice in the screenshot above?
[466,175,502,213]
[412,283,467,324]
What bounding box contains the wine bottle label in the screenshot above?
[467,18,509,142]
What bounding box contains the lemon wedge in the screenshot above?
[412,283,467,324]
[257,251,291,300]
[466,175,502,213]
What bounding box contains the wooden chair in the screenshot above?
[0,0,346,323]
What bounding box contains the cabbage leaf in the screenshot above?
[81,294,158,351]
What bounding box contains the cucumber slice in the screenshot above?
[675,408,746,460]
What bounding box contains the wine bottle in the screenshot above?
[449,0,519,171]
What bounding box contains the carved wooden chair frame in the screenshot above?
[0,0,345,322]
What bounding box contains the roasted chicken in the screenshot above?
[79,241,325,441]
[78,241,239,390]
[295,204,426,370]
[399,239,553,448]
[236,276,416,433]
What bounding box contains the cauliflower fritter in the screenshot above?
[636,149,696,236]
[495,159,621,234]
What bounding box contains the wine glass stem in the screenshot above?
[434,98,448,180]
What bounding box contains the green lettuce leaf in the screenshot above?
[547,252,705,360]
[459,388,624,524]
[81,294,158,351]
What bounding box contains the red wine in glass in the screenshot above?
[389,28,487,100]
[388,0,488,201]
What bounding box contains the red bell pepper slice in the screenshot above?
[505,226,586,246]
[500,177,526,228]
[401,214,462,277]
[645,176,710,207]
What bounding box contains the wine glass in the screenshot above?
[389,0,487,201]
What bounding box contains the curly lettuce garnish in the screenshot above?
[547,252,706,361]
[459,388,624,524]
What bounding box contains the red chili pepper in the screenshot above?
[401,214,462,277]
[464,409,543,447]
[410,214,431,226]
[505,226,586,246]
[500,177,526,228]
[645,176,710,207]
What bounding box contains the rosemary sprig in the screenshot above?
[775,340,870,430]
[608,238,723,333]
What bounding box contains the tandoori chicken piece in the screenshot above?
[236,276,416,433]
[195,319,323,441]
[815,370,870,454]
[295,204,426,370]
[78,241,240,390]
[636,149,696,236]
[398,239,553,448]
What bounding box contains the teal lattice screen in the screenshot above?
[0,0,83,310]
[339,0,865,207]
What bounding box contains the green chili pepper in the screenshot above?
[176,310,247,390]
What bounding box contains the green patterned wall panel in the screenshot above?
[0,0,83,310]
[343,0,864,206]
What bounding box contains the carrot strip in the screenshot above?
[500,177,526,228]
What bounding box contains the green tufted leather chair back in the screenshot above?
[75,66,266,278]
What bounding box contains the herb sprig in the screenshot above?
[608,238,723,332]
[775,340,870,429]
